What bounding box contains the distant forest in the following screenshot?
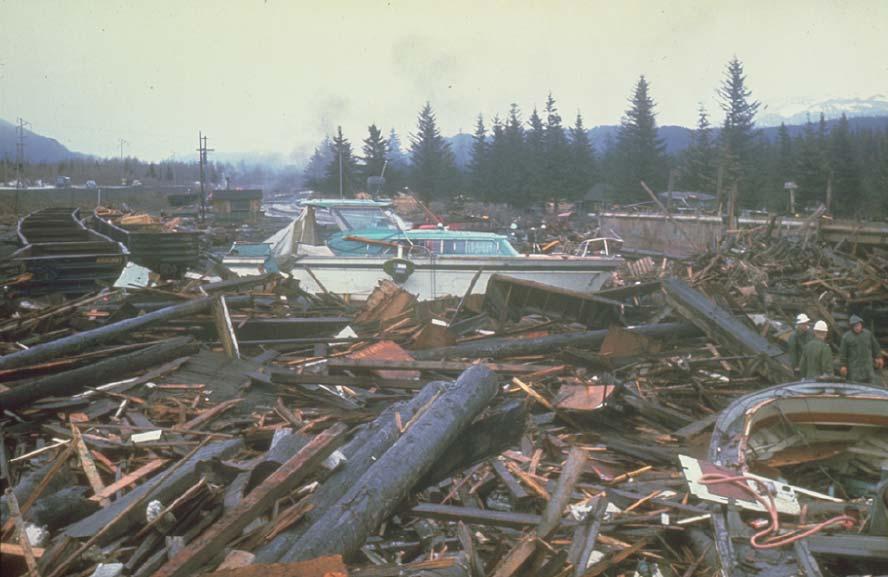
[4,58,887,217]
[304,58,888,218]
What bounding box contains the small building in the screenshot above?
[211,189,263,222]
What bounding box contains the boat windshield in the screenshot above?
[333,207,408,232]
[407,237,520,256]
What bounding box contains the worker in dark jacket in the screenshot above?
[788,313,813,374]
[839,314,883,384]
[799,321,833,380]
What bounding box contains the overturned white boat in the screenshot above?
[224,200,622,300]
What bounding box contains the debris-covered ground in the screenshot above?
[1,218,886,577]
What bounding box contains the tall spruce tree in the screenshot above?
[795,117,829,208]
[680,105,718,193]
[304,137,333,191]
[409,102,458,201]
[829,114,861,215]
[468,114,490,201]
[362,124,388,181]
[502,103,526,203]
[717,57,760,203]
[523,107,546,204]
[384,128,408,192]
[487,115,508,203]
[614,76,667,200]
[543,93,571,207]
[567,112,596,200]
[322,127,360,197]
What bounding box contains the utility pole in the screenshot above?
[14,118,30,215]
[338,125,344,199]
[15,118,30,190]
[119,139,129,185]
[197,132,214,222]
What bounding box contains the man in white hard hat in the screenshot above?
[799,320,833,380]
[787,313,813,375]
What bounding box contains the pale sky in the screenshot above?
[2,0,886,163]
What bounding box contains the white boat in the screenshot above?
[223,200,622,300]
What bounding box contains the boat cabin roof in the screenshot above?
[302,199,393,209]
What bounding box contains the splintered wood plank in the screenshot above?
[173,398,242,431]
[150,423,347,577]
[71,423,110,507]
[202,556,347,577]
[89,458,168,502]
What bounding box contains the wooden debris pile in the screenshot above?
[0,231,886,577]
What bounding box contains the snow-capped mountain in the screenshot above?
[758,95,888,126]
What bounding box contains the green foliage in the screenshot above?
[409,102,459,201]
[362,124,388,185]
[614,76,667,200]
[567,112,596,200]
[322,126,360,197]
[679,106,718,193]
[467,114,490,201]
[717,57,761,200]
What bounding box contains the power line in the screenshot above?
[16,117,31,190]
[197,131,214,222]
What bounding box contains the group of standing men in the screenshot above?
[788,313,884,384]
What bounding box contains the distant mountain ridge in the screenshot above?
[5,112,888,170]
[0,118,83,164]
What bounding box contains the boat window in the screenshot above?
[420,239,442,254]
[466,240,499,255]
[443,239,467,254]
[336,208,399,231]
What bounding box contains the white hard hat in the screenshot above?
[510,222,518,230]
[795,313,810,325]
[814,320,828,332]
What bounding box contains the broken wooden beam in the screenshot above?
[661,278,793,381]
[278,366,499,563]
[0,337,199,411]
[0,296,213,371]
[408,503,542,530]
[412,322,699,360]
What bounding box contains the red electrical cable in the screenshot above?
[699,473,856,549]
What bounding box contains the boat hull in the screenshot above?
[226,255,621,300]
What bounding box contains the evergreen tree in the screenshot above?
[487,115,508,202]
[322,127,360,196]
[567,112,596,200]
[717,57,760,203]
[795,117,829,209]
[523,107,546,204]
[613,76,667,200]
[500,103,526,203]
[362,124,388,182]
[680,105,718,193]
[467,114,490,200]
[384,128,407,192]
[829,113,861,215]
[542,92,572,207]
[303,137,333,191]
[409,102,458,201]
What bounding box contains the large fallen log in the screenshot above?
[150,424,348,577]
[278,366,499,563]
[662,278,793,381]
[412,322,699,360]
[0,296,213,371]
[0,336,199,411]
[255,382,450,563]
